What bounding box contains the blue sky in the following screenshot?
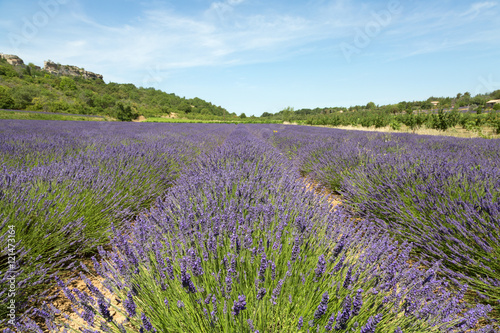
[1,0,499,116]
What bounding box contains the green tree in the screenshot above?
[493,103,500,111]
[59,76,77,91]
[0,86,15,109]
[374,114,389,128]
[115,102,136,121]
[366,101,376,110]
[421,101,432,110]
[0,62,18,77]
[178,101,192,113]
[432,109,450,131]
[448,109,461,127]
[240,113,247,119]
[387,105,399,114]
[281,106,294,121]
[11,86,39,109]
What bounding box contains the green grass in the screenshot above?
[0,110,107,122]
[144,117,283,124]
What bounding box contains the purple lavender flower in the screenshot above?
[91,256,102,276]
[271,279,284,305]
[314,292,329,320]
[124,292,137,318]
[230,255,237,275]
[343,266,352,289]
[270,261,276,280]
[203,308,209,320]
[298,316,304,329]
[257,287,267,300]
[118,323,127,333]
[225,275,233,295]
[332,235,346,258]
[232,294,247,316]
[332,255,345,273]
[165,257,174,280]
[352,289,363,316]
[81,306,95,327]
[98,298,113,322]
[315,255,326,279]
[211,295,218,317]
[141,312,155,332]
[291,236,301,261]
[180,262,197,293]
[247,319,255,331]
[55,276,77,304]
[191,254,204,277]
[422,269,434,286]
[334,295,352,330]
[258,253,267,280]
[360,313,382,333]
[325,313,335,331]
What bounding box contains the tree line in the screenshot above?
[262,91,500,134]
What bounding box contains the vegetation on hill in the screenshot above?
[0,57,228,121]
[262,91,500,134]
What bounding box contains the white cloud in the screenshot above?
[39,2,346,76]
[368,1,500,61]
[2,0,498,86]
[460,1,497,18]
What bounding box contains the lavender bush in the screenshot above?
[257,124,500,320]
[0,120,233,326]
[34,125,492,332]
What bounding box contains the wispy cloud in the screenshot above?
[370,1,500,61]
[16,0,354,80]
[460,1,497,19]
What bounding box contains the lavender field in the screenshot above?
[1,120,498,332]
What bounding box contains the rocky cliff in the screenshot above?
[43,60,103,80]
[1,52,103,80]
[0,53,25,66]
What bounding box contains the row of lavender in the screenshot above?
[0,120,234,327]
[27,125,492,332]
[252,124,500,319]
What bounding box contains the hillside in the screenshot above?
[0,53,228,121]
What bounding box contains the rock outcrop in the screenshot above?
[43,60,103,80]
[0,53,25,66]
[1,52,104,80]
